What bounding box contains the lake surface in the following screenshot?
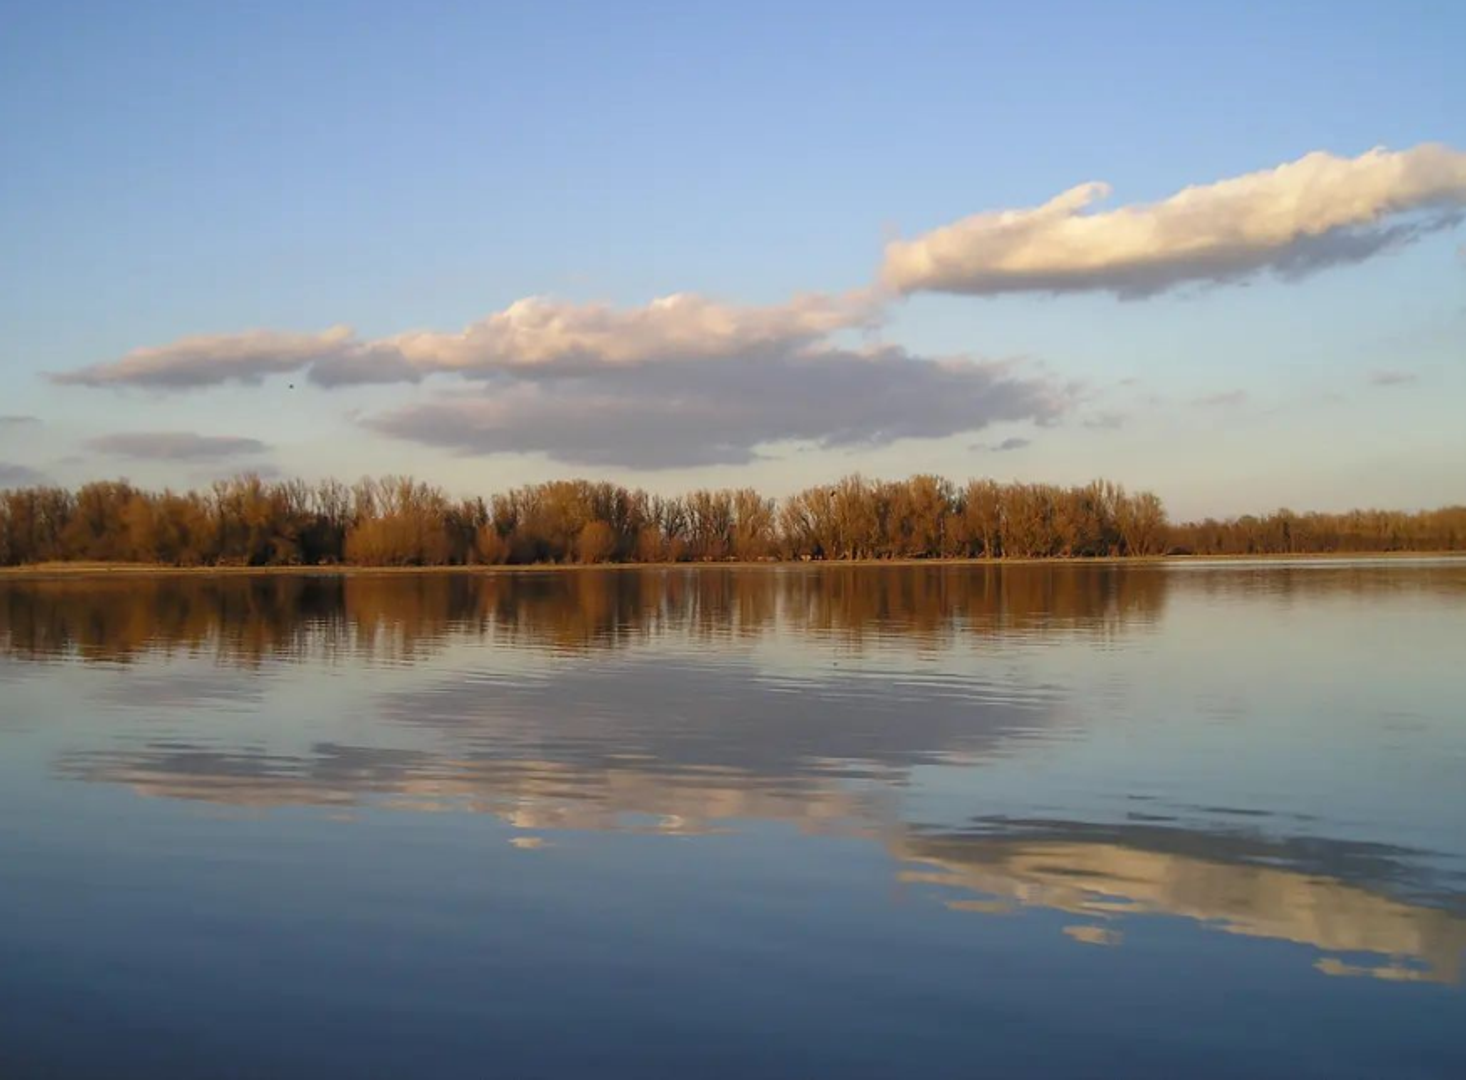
[1,562,1463,1078]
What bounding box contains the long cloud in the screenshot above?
[363,347,1070,469]
[86,432,271,461]
[882,144,1466,298]
[54,328,357,389]
[52,292,1075,468]
[52,293,877,390]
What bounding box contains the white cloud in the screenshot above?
[55,328,355,388]
[882,144,1466,298]
[50,290,1070,469]
[59,144,1463,472]
[359,291,871,376]
[54,293,878,390]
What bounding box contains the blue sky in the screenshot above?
[2,0,1463,518]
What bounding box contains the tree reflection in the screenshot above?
[1,565,1173,664]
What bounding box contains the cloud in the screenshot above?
[1368,369,1418,387]
[1083,411,1126,430]
[0,463,47,487]
[0,415,40,427]
[1192,390,1249,408]
[363,347,1071,469]
[52,291,1069,469]
[54,327,356,389]
[85,432,270,461]
[330,291,874,384]
[52,292,877,390]
[970,436,1032,453]
[882,144,1466,298]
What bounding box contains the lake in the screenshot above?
[1,562,1463,1078]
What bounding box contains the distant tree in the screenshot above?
[1117,491,1167,556]
[959,480,1004,558]
[475,524,510,565]
[731,488,776,560]
[576,521,616,564]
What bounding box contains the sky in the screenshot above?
[2,0,1463,520]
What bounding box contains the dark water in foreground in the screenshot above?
[1,562,1463,1079]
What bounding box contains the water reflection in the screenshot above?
[4,561,1466,1009]
[54,728,1466,987]
[56,743,877,834]
[899,821,1466,986]
[5,561,1462,666]
[2,565,1172,663]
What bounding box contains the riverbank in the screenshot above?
[2,551,1461,580]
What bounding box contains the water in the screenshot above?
[1,562,1463,1078]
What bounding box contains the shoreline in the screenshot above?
[2,551,1462,580]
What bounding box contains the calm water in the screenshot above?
[1,562,1463,1078]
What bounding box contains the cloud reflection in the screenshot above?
[53,737,1466,985]
[900,820,1466,985]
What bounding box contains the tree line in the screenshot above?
[0,473,1461,567]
